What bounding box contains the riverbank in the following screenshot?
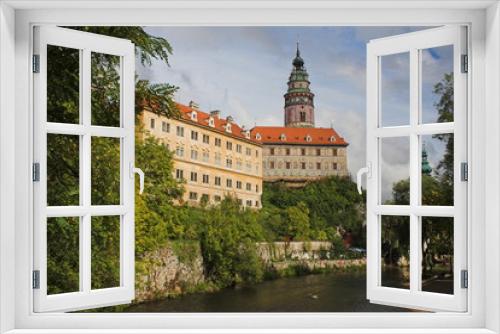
[134,240,366,304]
[124,270,408,312]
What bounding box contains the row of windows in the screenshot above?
[175,147,259,173]
[187,192,260,207]
[176,169,260,192]
[268,161,339,170]
[269,147,338,157]
[150,118,259,157]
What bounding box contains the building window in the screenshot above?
[286,162,291,169]
[246,161,251,171]
[150,118,155,129]
[270,148,275,155]
[256,185,259,193]
[300,111,306,122]
[215,176,221,186]
[301,162,306,169]
[226,141,232,150]
[255,201,260,208]
[215,152,221,165]
[236,144,242,153]
[246,183,251,191]
[286,148,291,155]
[175,147,184,157]
[202,151,209,162]
[236,160,242,170]
[236,181,242,189]
[246,147,251,156]
[226,158,233,168]
[162,121,169,132]
[202,174,209,184]
[214,195,221,202]
[189,192,198,200]
[316,162,321,170]
[270,161,275,169]
[226,179,232,188]
[256,150,259,157]
[175,169,184,180]
[191,130,198,141]
[191,150,198,160]
[316,149,321,156]
[301,148,306,156]
[201,194,209,203]
[333,162,338,170]
[246,200,252,207]
[237,199,243,205]
[203,134,209,144]
[333,148,338,156]
[176,126,184,137]
[190,172,198,182]
[215,137,221,147]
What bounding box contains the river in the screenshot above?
[124,268,421,312]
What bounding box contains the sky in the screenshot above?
[137,26,452,199]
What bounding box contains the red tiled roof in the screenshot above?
[174,103,259,144]
[250,126,348,146]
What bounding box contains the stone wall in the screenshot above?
[135,241,205,302]
[257,241,366,272]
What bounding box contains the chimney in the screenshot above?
[210,110,221,118]
[189,101,199,110]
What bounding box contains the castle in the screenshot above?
[250,44,349,186]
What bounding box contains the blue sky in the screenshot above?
[137,26,452,198]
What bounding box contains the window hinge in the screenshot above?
[32,162,40,182]
[461,54,468,73]
[32,270,40,289]
[461,269,468,289]
[32,54,40,73]
[461,162,468,182]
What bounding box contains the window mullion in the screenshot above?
[80,48,92,293]
[409,48,421,293]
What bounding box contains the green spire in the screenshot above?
[422,144,432,176]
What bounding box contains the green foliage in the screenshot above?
[262,177,365,245]
[198,198,266,287]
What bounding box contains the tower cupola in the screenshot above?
[284,43,315,128]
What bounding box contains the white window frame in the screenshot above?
[32,26,136,312]
[366,26,467,312]
[1,1,499,333]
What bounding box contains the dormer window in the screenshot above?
[279,133,287,141]
[225,123,232,133]
[244,130,251,139]
[256,133,261,140]
[305,135,312,142]
[208,117,215,127]
[329,135,336,142]
[190,111,197,121]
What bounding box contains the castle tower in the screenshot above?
[422,145,433,176]
[284,43,315,128]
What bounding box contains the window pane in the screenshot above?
[381,215,410,289]
[47,217,79,295]
[91,216,121,289]
[91,52,121,127]
[91,137,121,205]
[47,45,80,124]
[421,45,454,124]
[380,52,410,127]
[47,134,80,206]
[422,217,454,294]
[380,137,410,205]
[421,134,454,206]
